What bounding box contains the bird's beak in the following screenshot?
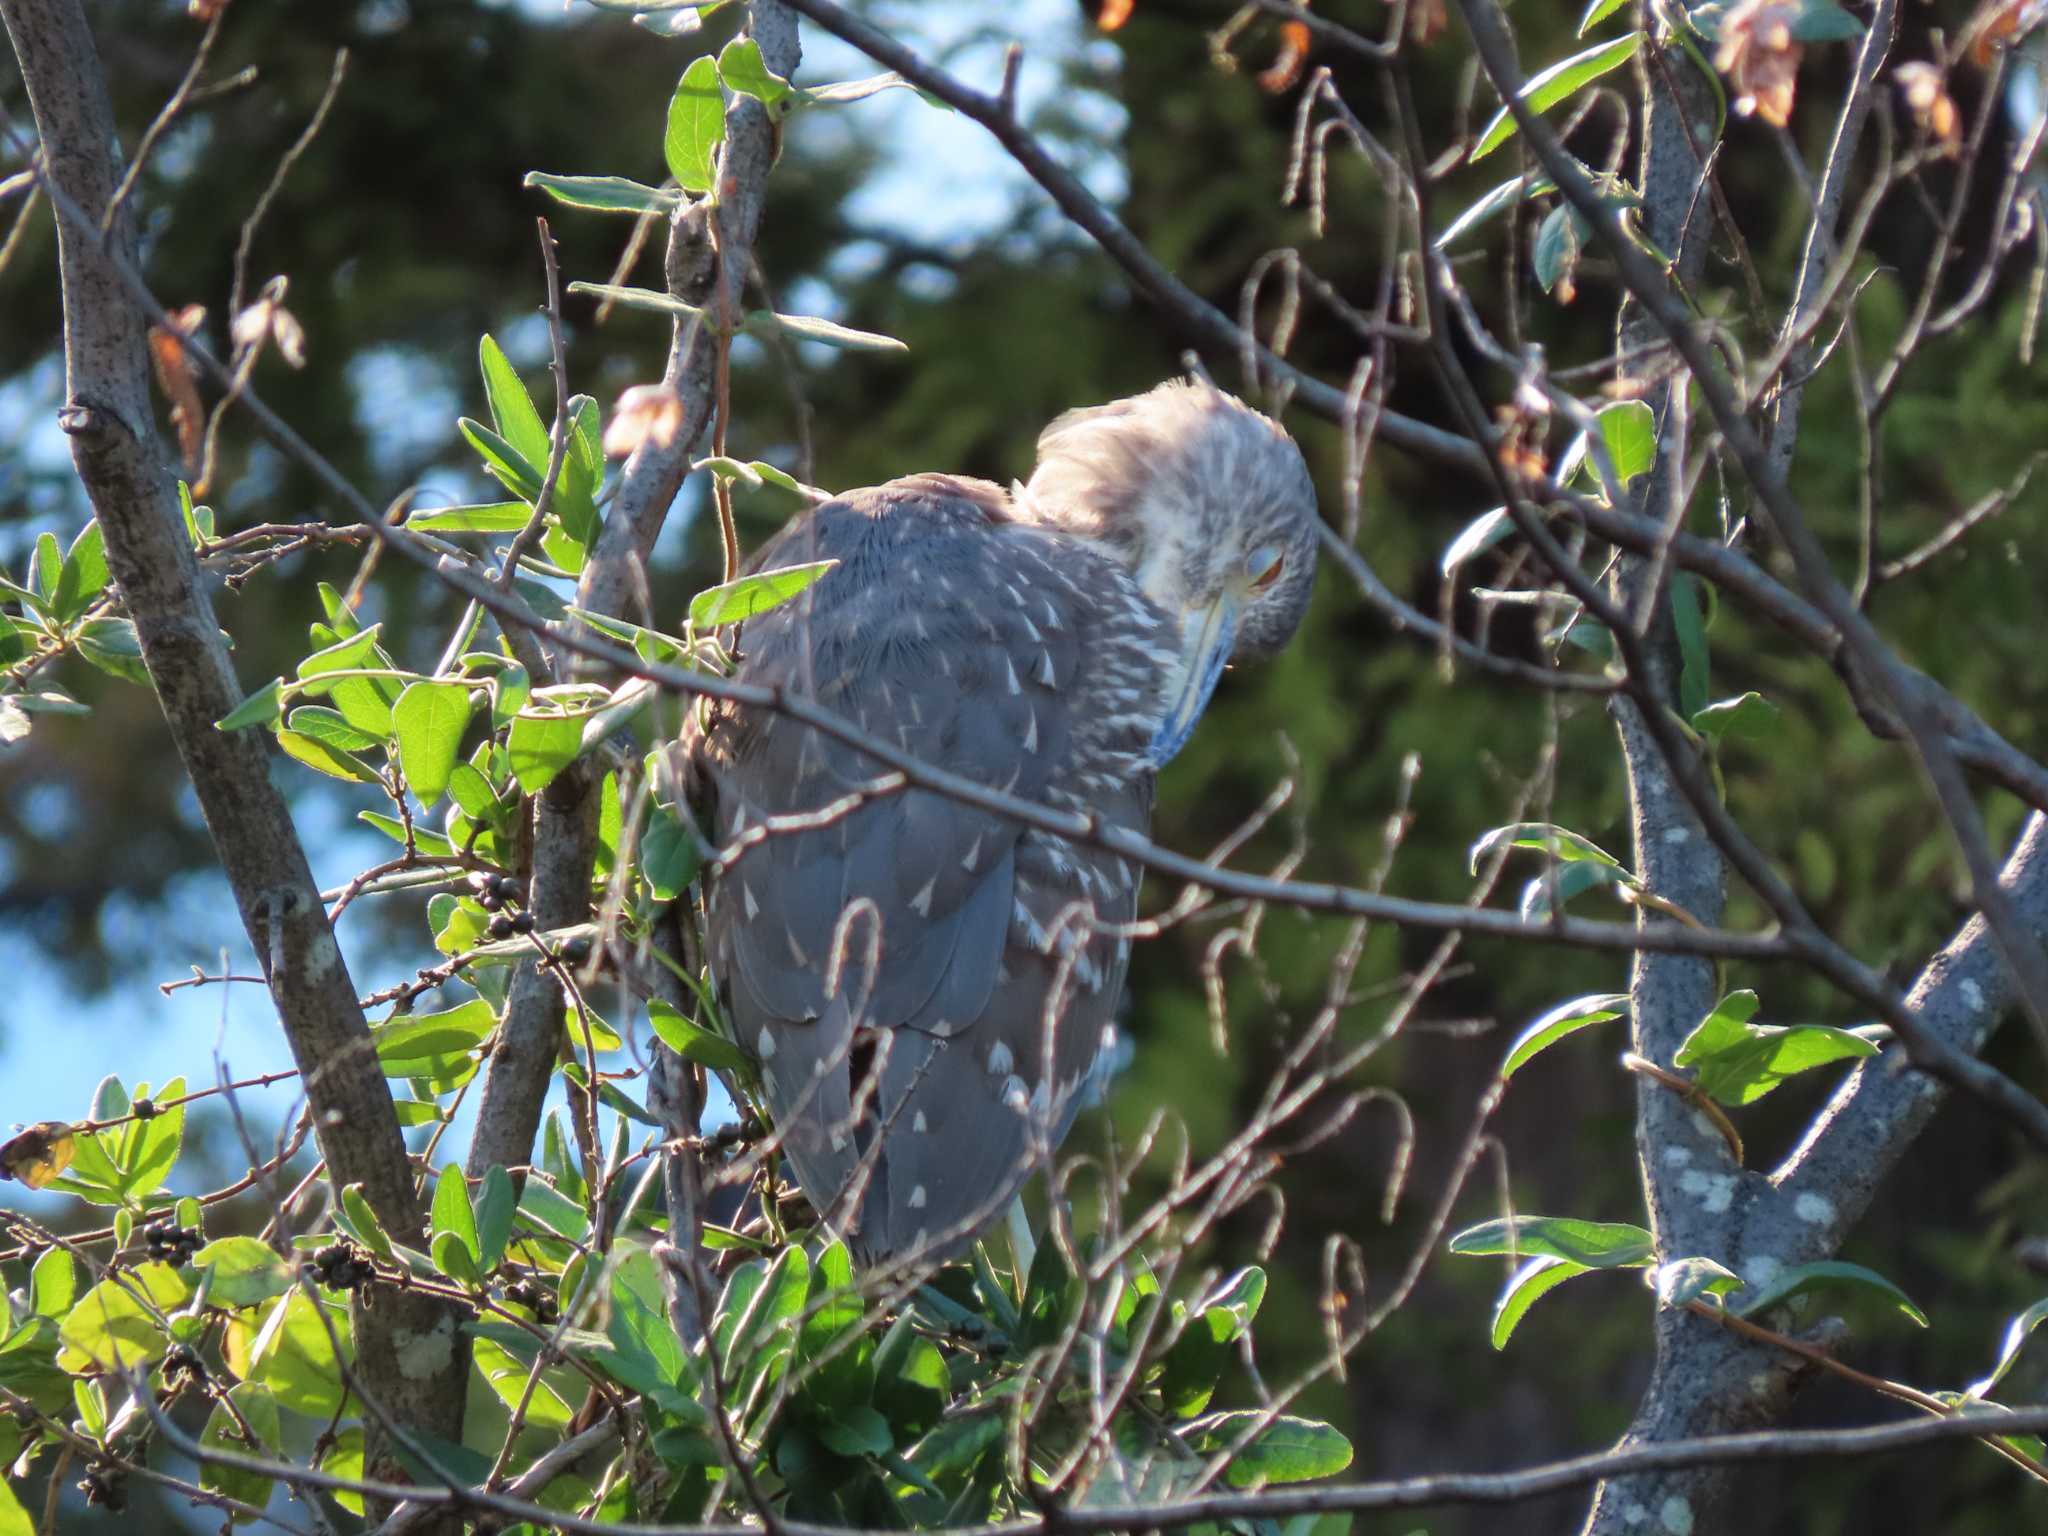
[1147,591,1242,766]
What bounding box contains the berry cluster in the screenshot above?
[469,871,535,941]
[502,1275,560,1324]
[309,1240,376,1292]
[142,1220,202,1264]
[78,1467,126,1511]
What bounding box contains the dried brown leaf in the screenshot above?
[1258,19,1313,93]
[1716,0,1803,128]
[148,304,207,475]
[1895,62,1961,149]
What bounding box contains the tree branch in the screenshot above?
[0,0,465,1499]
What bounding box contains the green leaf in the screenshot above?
[556,394,605,547]
[218,677,287,732]
[357,810,456,857]
[1579,0,1630,34]
[0,1467,31,1536]
[295,624,386,689]
[1433,171,1557,250]
[192,1237,294,1307]
[1789,1,1863,42]
[741,310,908,353]
[800,1240,865,1382]
[276,728,382,784]
[665,56,726,193]
[492,662,531,730]
[689,559,837,629]
[1966,1297,2048,1399]
[372,1000,497,1075]
[1674,992,1878,1105]
[1519,857,1634,920]
[339,1184,396,1263]
[30,1249,74,1318]
[563,282,707,321]
[315,582,360,636]
[318,1427,367,1518]
[119,1074,186,1198]
[287,706,383,752]
[1447,1216,1656,1268]
[446,761,499,820]
[641,805,702,901]
[818,1403,893,1457]
[1533,202,1587,296]
[1735,1260,1927,1327]
[393,681,474,806]
[519,1174,592,1244]
[406,502,534,533]
[200,1382,281,1521]
[472,1335,577,1430]
[718,36,793,114]
[524,171,682,215]
[1441,507,1517,571]
[480,335,551,477]
[246,1291,352,1416]
[31,533,60,604]
[53,522,110,623]
[1188,1412,1354,1486]
[1491,1256,1590,1349]
[1672,572,1710,720]
[458,418,544,501]
[1469,821,1627,873]
[1472,34,1644,160]
[647,999,747,1069]
[1692,690,1781,741]
[473,1164,516,1274]
[58,1262,190,1372]
[432,1163,479,1262]
[1653,1256,1745,1309]
[874,1316,950,1437]
[1158,1297,1237,1418]
[1595,399,1656,486]
[1500,993,1630,1079]
[508,707,586,794]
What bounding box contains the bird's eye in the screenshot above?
[1246,546,1285,591]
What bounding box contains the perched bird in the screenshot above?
[681,379,1318,1265]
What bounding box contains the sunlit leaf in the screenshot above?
[1500,993,1630,1079]
[200,1382,281,1522]
[1187,1412,1354,1486]
[393,681,475,806]
[1472,34,1644,160]
[689,559,837,629]
[58,1262,190,1372]
[718,36,793,115]
[1448,1216,1656,1267]
[666,56,725,193]
[193,1236,294,1308]
[523,171,682,215]
[1966,1297,2048,1399]
[1735,1260,1927,1327]
[1491,1255,1589,1348]
[1675,992,1879,1105]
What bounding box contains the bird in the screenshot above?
[679,378,1318,1266]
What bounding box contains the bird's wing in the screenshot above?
[687,475,1163,1258]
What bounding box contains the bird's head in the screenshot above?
[1021,378,1319,762]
